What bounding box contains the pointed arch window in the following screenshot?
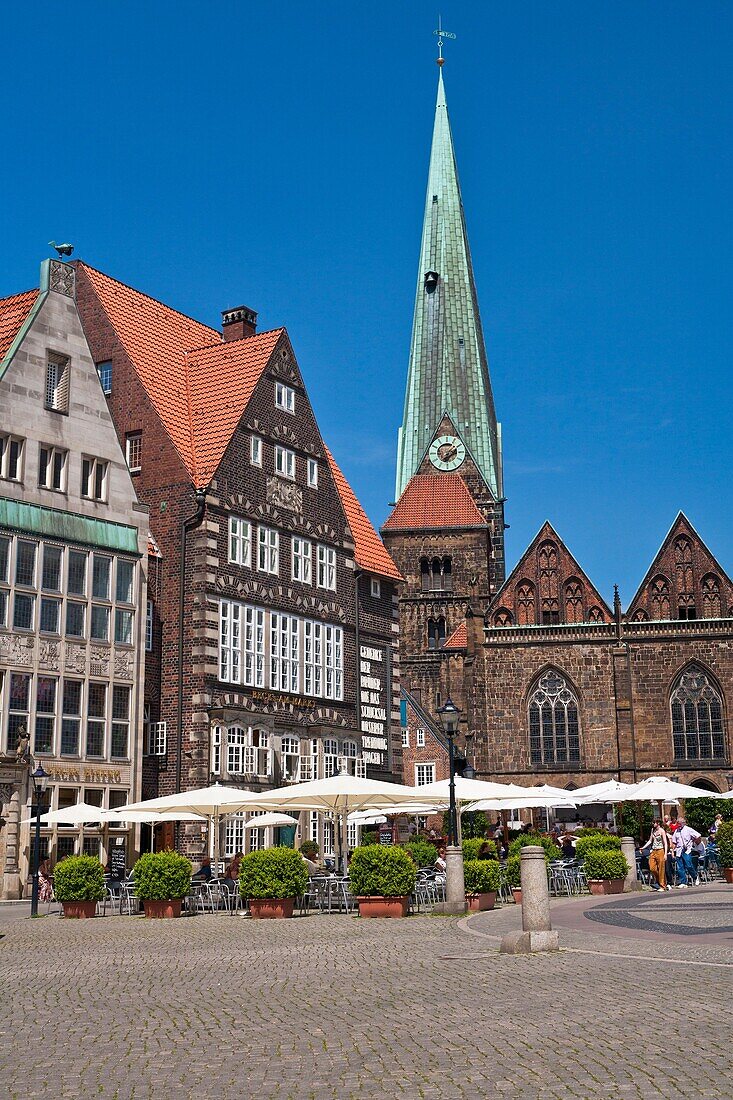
[528,671,581,765]
[587,606,604,624]
[427,616,446,650]
[649,576,671,620]
[493,607,513,627]
[517,581,536,626]
[564,580,584,624]
[632,608,648,622]
[671,667,726,761]
[538,541,559,600]
[701,574,721,619]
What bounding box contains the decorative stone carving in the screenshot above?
[38,640,60,669]
[49,260,75,297]
[267,477,302,514]
[65,643,87,673]
[89,647,110,675]
[114,651,133,679]
[0,784,12,808]
[0,635,34,666]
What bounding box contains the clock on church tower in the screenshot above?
[428,434,466,471]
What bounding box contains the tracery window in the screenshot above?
[701,574,721,619]
[541,600,560,625]
[564,580,584,624]
[528,671,580,765]
[632,609,648,622]
[427,616,446,650]
[493,607,513,627]
[587,606,604,623]
[670,667,726,761]
[649,576,671,620]
[517,581,536,626]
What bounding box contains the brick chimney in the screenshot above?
[222,305,258,341]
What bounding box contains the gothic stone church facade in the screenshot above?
[383,65,733,797]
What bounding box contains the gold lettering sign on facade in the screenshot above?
[44,765,123,784]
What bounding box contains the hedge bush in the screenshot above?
[505,854,522,888]
[349,845,416,898]
[464,859,501,894]
[53,855,105,902]
[583,848,629,881]
[402,839,438,869]
[134,851,192,901]
[299,840,319,861]
[360,830,380,847]
[239,847,308,899]
[717,821,733,869]
[462,838,498,862]
[575,833,621,861]
[508,833,561,862]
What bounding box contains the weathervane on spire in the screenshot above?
[434,16,456,67]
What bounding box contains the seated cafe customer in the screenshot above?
[192,856,213,882]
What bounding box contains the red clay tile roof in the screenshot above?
[76,263,282,488]
[382,473,487,530]
[443,621,467,649]
[325,447,402,581]
[0,289,38,363]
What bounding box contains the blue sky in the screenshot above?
[4,2,733,604]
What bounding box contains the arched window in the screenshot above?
[427,617,446,649]
[528,670,581,765]
[420,557,430,592]
[494,607,513,626]
[670,667,726,761]
[517,581,536,626]
[702,574,722,619]
[564,579,584,624]
[632,608,649,622]
[649,575,671,619]
[587,606,604,623]
[420,556,453,592]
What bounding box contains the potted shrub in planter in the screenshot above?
[505,854,522,904]
[349,845,416,917]
[583,848,629,895]
[134,851,192,918]
[574,834,621,862]
[240,847,308,918]
[54,855,105,919]
[717,821,733,884]
[462,838,498,862]
[509,833,562,863]
[464,858,500,911]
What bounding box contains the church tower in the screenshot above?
[382,56,505,718]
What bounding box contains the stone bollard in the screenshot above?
[621,836,642,891]
[433,845,467,915]
[500,846,559,954]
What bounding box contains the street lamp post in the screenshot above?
[726,773,733,792]
[29,763,49,918]
[436,697,466,914]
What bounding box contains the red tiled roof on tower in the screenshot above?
[325,447,402,581]
[75,263,282,488]
[382,473,487,531]
[0,289,38,363]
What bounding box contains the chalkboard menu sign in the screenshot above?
[109,843,126,880]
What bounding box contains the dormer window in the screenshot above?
[275,382,295,413]
[45,353,70,413]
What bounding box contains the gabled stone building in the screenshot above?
[74,264,402,860]
[0,260,148,897]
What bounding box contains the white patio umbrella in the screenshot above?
[22,801,108,826]
[623,776,712,802]
[100,809,206,823]
[466,788,578,812]
[717,790,733,801]
[347,803,444,822]
[242,812,299,829]
[573,780,638,804]
[413,776,529,804]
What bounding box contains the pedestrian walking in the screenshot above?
[640,821,671,891]
[673,818,702,887]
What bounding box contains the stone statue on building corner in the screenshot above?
[15,726,30,764]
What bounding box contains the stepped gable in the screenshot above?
[488,521,612,627]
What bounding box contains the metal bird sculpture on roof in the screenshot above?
[49,241,74,258]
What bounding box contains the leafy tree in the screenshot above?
[620,802,653,843]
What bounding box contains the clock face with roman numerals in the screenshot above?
[428,434,466,471]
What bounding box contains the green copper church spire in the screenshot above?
[395,64,502,501]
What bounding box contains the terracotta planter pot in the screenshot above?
[248,898,295,919]
[143,899,182,919]
[511,887,522,905]
[357,895,409,918]
[723,867,733,884]
[62,900,98,919]
[589,879,625,896]
[465,891,497,912]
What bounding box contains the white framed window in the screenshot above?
[250,435,262,466]
[416,728,426,747]
[248,813,266,852]
[324,624,343,700]
[38,445,67,491]
[274,445,296,480]
[271,612,300,693]
[304,620,322,697]
[317,545,336,591]
[309,810,319,845]
[307,458,318,488]
[0,433,24,481]
[45,353,70,412]
[219,600,241,683]
[323,737,339,778]
[227,726,246,774]
[292,537,312,583]
[322,818,335,856]
[81,456,108,502]
[229,516,252,566]
[211,726,222,775]
[282,735,300,781]
[125,432,142,473]
[415,763,436,787]
[244,605,266,687]
[347,820,358,850]
[224,812,245,859]
[370,578,381,599]
[402,729,409,748]
[257,526,279,574]
[145,600,153,651]
[250,728,271,777]
[219,601,265,686]
[275,381,295,413]
[114,609,134,645]
[148,719,167,756]
[96,361,112,395]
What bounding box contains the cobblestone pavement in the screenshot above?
[0,889,731,1100]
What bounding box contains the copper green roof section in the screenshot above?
[0,498,140,555]
[396,71,502,501]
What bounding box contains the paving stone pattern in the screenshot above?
[0,893,731,1099]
